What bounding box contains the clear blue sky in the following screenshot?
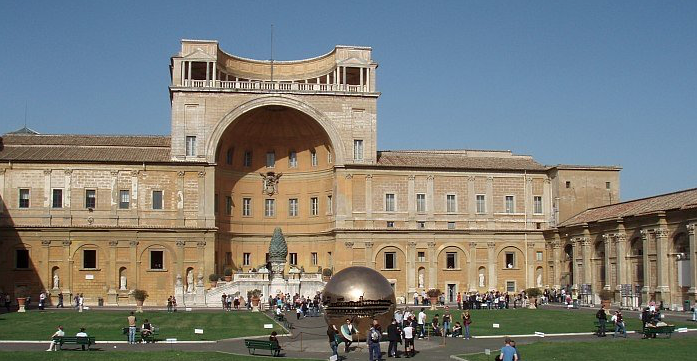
[1,1,695,201]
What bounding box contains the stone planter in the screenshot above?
[16,297,26,313]
[528,297,537,309]
[224,276,232,282]
[601,299,612,310]
[429,297,438,310]
[136,299,144,313]
[251,296,260,312]
[210,281,217,288]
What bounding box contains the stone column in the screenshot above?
[552,236,562,289]
[407,241,417,292]
[640,230,651,303]
[571,237,579,290]
[407,175,415,221]
[41,240,51,293]
[129,241,139,294]
[654,228,671,305]
[365,174,373,221]
[527,243,535,288]
[106,240,118,305]
[469,242,478,291]
[428,241,437,289]
[602,234,612,290]
[615,233,628,288]
[365,241,375,269]
[581,233,592,288]
[487,241,496,290]
[62,240,72,299]
[687,224,697,302]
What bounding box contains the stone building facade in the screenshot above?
[0,40,620,306]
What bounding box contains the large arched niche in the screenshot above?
[206,95,345,165]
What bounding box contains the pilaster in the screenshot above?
[468,241,477,291]
[487,241,496,290]
[552,236,562,289]
[640,229,651,302]
[407,175,415,220]
[687,224,697,302]
[407,241,417,292]
[427,241,437,289]
[526,242,535,288]
[654,227,670,304]
[365,174,373,220]
[364,241,375,269]
[601,234,612,290]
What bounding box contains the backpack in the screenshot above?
[370,328,380,342]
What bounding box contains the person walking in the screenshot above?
[368,319,383,361]
[387,318,401,358]
[413,292,419,306]
[57,293,64,308]
[456,292,462,310]
[402,319,415,358]
[4,294,10,312]
[127,311,137,344]
[612,310,627,338]
[341,318,356,353]
[327,324,340,359]
[417,308,426,338]
[167,296,173,313]
[78,294,84,312]
[596,305,607,337]
[39,291,46,310]
[462,310,472,339]
[498,337,518,361]
[442,307,451,337]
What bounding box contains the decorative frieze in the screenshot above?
[344,241,354,249]
[109,240,119,247]
[129,241,139,247]
[41,240,51,246]
[487,241,496,249]
[176,240,186,247]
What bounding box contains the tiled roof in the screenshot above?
[0,134,172,163]
[375,150,546,171]
[549,164,622,171]
[559,188,697,227]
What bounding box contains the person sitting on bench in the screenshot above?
[46,325,65,351]
[75,328,89,350]
[451,322,463,337]
[141,319,153,340]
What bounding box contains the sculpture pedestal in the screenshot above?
[106,289,118,306]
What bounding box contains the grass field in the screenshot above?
[460,337,696,361]
[0,310,284,341]
[0,351,321,361]
[419,307,694,336]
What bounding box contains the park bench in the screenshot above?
[52,336,96,350]
[642,325,675,338]
[244,339,282,357]
[122,326,160,343]
[274,313,286,322]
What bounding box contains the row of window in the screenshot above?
[18,189,162,210]
[383,193,544,214]
[218,195,333,217]
[15,249,164,270]
[381,251,544,270]
[237,252,320,266]
[221,147,332,168]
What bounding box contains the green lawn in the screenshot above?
[460,337,696,361]
[420,308,694,336]
[0,310,284,341]
[0,351,320,361]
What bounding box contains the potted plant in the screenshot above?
[249,289,262,312]
[223,267,233,282]
[598,289,613,309]
[426,289,442,310]
[322,268,333,282]
[16,289,28,313]
[525,287,542,309]
[133,289,148,313]
[209,273,220,288]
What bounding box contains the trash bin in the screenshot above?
[98,297,104,307]
[685,300,691,312]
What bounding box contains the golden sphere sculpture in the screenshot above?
[322,266,396,340]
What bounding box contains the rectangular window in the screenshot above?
[119,190,130,209]
[288,151,298,168]
[565,181,571,189]
[242,198,252,216]
[311,150,318,167]
[186,136,196,156]
[533,196,543,214]
[310,197,318,216]
[289,253,298,265]
[85,189,96,209]
[446,252,457,269]
[416,193,426,213]
[288,198,298,217]
[152,190,163,210]
[505,252,515,268]
[225,196,232,215]
[16,249,29,269]
[353,139,363,160]
[83,249,97,269]
[243,253,251,266]
[19,188,30,208]
[447,221,456,230]
[506,281,516,293]
[476,194,486,213]
[326,195,333,214]
[417,251,425,262]
[505,195,515,214]
[386,221,394,228]
[226,148,233,165]
[417,221,426,229]
[264,199,275,217]
[311,252,318,266]
[150,250,164,270]
[244,151,252,167]
[536,251,543,261]
[606,181,611,189]
[266,151,275,168]
[446,194,456,213]
[384,252,396,269]
[52,189,63,208]
[385,193,395,212]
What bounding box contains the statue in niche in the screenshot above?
[479,273,485,288]
[186,269,194,293]
[536,271,543,288]
[120,274,127,290]
[418,273,424,288]
[53,273,60,289]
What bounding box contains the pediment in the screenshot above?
[182,48,216,60]
[337,57,370,66]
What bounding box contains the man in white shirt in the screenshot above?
[75,327,89,350]
[46,326,64,351]
[413,292,419,306]
[403,322,415,357]
[417,308,427,338]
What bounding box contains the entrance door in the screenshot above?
[447,284,456,303]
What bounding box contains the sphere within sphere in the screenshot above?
[322,266,396,340]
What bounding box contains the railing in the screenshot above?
[180,79,370,93]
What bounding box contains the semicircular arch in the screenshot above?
[435,243,471,263]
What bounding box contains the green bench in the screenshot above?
[244,339,282,357]
[642,325,675,338]
[52,336,96,350]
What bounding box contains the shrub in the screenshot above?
[525,287,542,298]
[322,268,333,277]
[598,289,614,301]
[133,289,149,302]
[224,267,233,276]
[249,289,262,298]
[426,288,442,297]
[209,273,220,282]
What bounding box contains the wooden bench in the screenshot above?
[244,339,282,357]
[52,336,96,350]
[642,325,675,338]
